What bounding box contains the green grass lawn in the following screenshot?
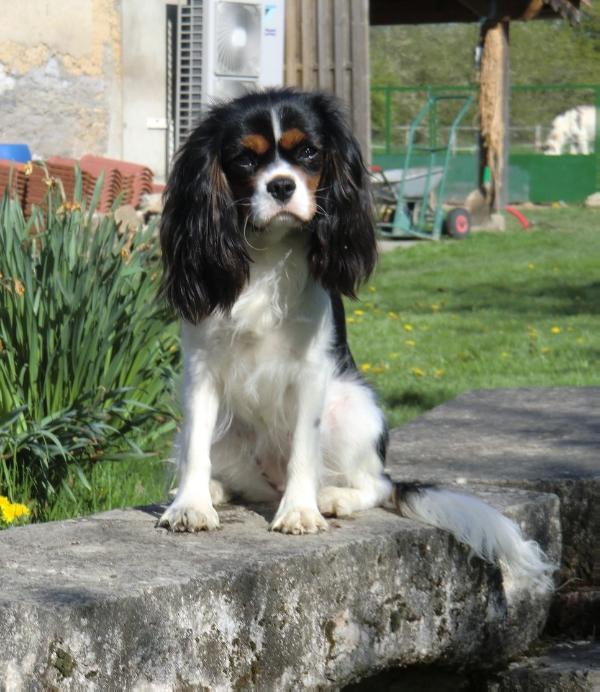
[35,454,175,523]
[5,206,599,523]
[348,206,600,427]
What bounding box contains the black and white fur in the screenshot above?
[158,89,554,592]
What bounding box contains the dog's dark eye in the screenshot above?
[234,152,257,171]
[297,144,319,161]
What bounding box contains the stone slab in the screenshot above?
[0,488,558,690]
[387,388,600,584]
[490,640,600,691]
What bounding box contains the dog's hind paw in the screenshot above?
[157,502,220,532]
[318,486,362,517]
[270,507,328,535]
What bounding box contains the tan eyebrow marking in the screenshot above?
[241,134,270,155]
[279,128,306,150]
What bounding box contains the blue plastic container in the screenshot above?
[0,143,32,163]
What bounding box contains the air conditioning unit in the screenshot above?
[174,0,285,152]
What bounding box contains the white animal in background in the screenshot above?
[543,105,596,155]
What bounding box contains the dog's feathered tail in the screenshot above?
[392,482,556,593]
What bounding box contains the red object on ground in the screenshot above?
[1,155,155,215]
[505,205,531,230]
[0,160,27,208]
[79,155,154,212]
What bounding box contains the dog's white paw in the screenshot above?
[158,501,220,532]
[270,506,328,535]
[318,486,360,517]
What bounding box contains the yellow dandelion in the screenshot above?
[0,496,30,524]
[346,317,356,325]
[371,366,385,374]
[403,323,413,332]
[13,279,25,296]
[354,309,365,316]
[367,285,377,293]
[405,339,416,347]
[410,367,425,377]
[360,363,372,373]
[387,311,398,320]
[551,326,561,335]
[541,347,551,354]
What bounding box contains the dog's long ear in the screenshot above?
[160,111,250,323]
[307,93,377,298]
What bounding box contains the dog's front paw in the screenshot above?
[158,501,220,532]
[270,507,328,535]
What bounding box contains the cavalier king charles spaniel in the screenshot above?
[157,89,553,591]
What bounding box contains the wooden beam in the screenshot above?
[369,0,581,24]
[351,0,370,160]
[370,1,478,25]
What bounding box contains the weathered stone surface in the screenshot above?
[489,640,600,691]
[387,388,600,586]
[0,489,558,690]
[351,641,600,691]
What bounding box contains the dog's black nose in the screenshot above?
[267,176,296,203]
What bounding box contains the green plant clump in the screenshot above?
[0,174,178,518]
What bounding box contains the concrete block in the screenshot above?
[490,640,600,691]
[0,488,558,690]
[387,388,600,586]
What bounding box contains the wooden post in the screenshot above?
[478,19,510,217]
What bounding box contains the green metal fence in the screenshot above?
[371,84,600,203]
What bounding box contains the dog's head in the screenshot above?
[160,89,377,323]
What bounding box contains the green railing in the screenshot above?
[371,83,600,203]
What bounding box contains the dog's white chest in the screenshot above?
[199,279,328,428]
[213,312,307,424]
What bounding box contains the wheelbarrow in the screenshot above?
[372,93,474,240]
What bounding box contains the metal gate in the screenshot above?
[371,83,600,204]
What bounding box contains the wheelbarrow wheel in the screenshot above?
[444,208,471,239]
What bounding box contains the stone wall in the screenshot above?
[0,0,122,161]
[0,0,170,180]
